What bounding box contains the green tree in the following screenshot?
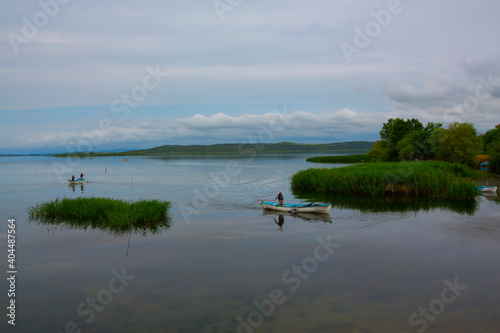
[379,118,424,161]
[397,131,420,160]
[374,119,441,161]
[396,122,443,161]
[482,127,500,149]
[483,127,500,174]
[419,122,442,159]
[487,141,500,174]
[431,122,483,167]
[380,118,423,144]
[368,140,388,162]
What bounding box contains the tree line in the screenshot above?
[368,118,500,173]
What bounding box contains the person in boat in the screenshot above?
[80,172,84,180]
[71,175,75,181]
[275,191,284,206]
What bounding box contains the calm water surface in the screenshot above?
[0,155,499,333]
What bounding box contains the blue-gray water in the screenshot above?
[0,155,499,333]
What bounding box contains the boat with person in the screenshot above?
[261,201,332,213]
[68,178,85,185]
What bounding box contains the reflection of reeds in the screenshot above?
[291,161,479,199]
[27,197,171,236]
[293,190,479,215]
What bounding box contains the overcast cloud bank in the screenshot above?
[1,0,499,153]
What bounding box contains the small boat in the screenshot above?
[480,162,489,171]
[68,178,85,185]
[477,186,497,193]
[262,201,332,213]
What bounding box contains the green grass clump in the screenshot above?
[28,197,171,234]
[291,161,479,199]
[306,154,369,164]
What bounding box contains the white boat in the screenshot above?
[477,186,497,193]
[262,201,331,213]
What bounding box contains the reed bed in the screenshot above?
[306,154,369,164]
[291,161,479,199]
[28,197,171,231]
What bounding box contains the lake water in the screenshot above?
[1,155,499,333]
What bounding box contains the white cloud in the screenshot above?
[383,69,500,130]
[6,109,384,151]
[385,73,461,105]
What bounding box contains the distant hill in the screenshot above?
[54,141,374,157]
[132,141,374,155]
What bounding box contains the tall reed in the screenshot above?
[291,161,479,199]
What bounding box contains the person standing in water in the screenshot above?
[275,191,284,206]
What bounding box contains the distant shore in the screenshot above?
[52,141,374,157]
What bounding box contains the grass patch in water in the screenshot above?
[291,161,479,199]
[28,197,171,234]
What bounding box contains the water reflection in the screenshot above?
[274,214,284,230]
[262,210,333,230]
[292,190,480,215]
[68,183,85,193]
[484,194,500,206]
[29,215,171,237]
[480,191,497,198]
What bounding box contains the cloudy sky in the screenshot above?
[1,0,499,154]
